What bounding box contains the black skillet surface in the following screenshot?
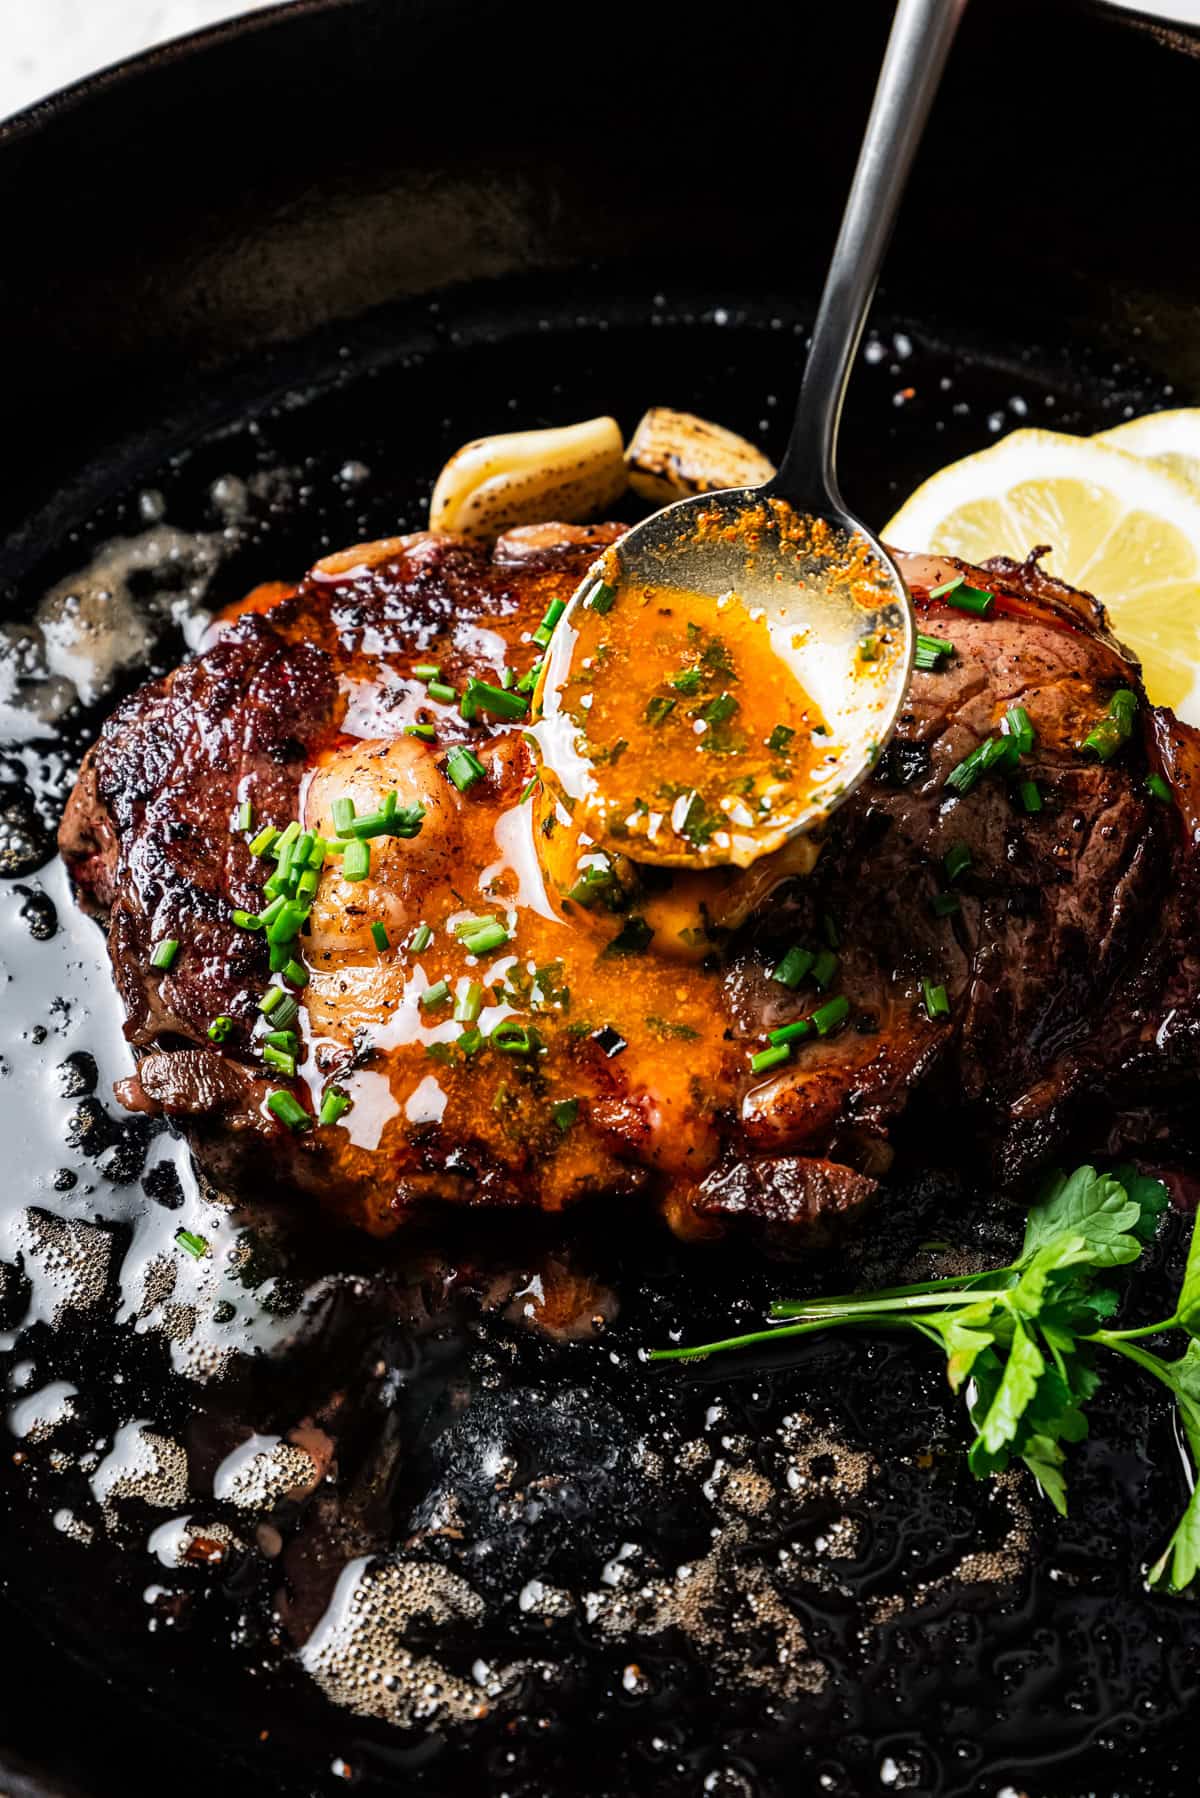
[3,2,1200,1794]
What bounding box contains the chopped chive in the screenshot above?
[455,980,483,1024]
[1082,689,1138,762]
[273,820,301,855]
[175,1228,208,1259]
[235,799,254,832]
[533,598,566,647]
[858,635,879,662]
[585,578,617,614]
[490,1020,538,1055]
[1111,688,1138,732]
[307,834,328,868]
[264,1029,299,1054]
[267,1089,310,1131]
[552,1097,579,1132]
[699,691,738,726]
[420,979,451,1009]
[263,1043,296,1077]
[931,892,961,917]
[944,843,972,883]
[259,988,300,1030]
[257,895,289,927]
[945,583,992,616]
[445,746,487,793]
[318,1086,351,1127]
[501,667,515,689]
[248,824,280,858]
[1019,779,1042,814]
[370,920,390,952]
[750,1043,792,1075]
[1147,772,1174,805]
[413,663,441,681]
[519,776,540,804]
[516,659,544,695]
[811,949,839,990]
[567,865,616,907]
[914,631,955,671]
[283,959,308,988]
[296,867,319,899]
[811,995,851,1036]
[1002,705,1035,755]
[1082,719,1122,761]
[672,669,704,695]
[151,938,179,971]
[462,920,510,956]
[331,796,356,836]
[294,831,314,867]
[767,1018,812,1047]
[232,909,261,931]
[346,799,425,840]
[267,899,310,945]
[457,1025,484,1056]
[772,945,814,989]
[427,680,458,704]
[207,1014,234,1043]
[405,722,437,742]
[461,677,528,722]
[408,922,433,953]
[342,839,370,882]
[921,978,951,1020]
[453,915,493,936]
[946,735,1017,794]
[645,696,676,726]
[768,724,795,753]
[927,574,965,600]
[269,941,290,972]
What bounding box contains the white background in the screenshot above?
[3,0,1200,125]
[2,0,281,122]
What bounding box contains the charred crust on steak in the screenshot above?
[59,526,1200,1238]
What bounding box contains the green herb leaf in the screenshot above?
[1019,1165,1143,1270]
[971,1318,1045,1456]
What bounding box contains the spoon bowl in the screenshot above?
[532,487,913,868]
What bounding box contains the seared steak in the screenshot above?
[60,524,1200,1237]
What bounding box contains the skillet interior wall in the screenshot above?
[1,3,1200,1797]
[2,0,1200,582]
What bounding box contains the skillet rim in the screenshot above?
[0,0,1196,158]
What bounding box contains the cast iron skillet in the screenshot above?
[3,3,1200,1795]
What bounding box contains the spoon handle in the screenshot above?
[772,0,967,515]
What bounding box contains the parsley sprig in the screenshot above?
[651,1163,1200,1590]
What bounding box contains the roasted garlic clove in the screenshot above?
[429,416,626,538]
[624,407,775,504]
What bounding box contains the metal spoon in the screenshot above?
[535,0,967,870]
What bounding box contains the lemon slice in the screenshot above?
[1096,407,1200,495]
[883,427,1200,720]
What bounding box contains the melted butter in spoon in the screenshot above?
[548,580,835,864]
[532,496,911,871]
